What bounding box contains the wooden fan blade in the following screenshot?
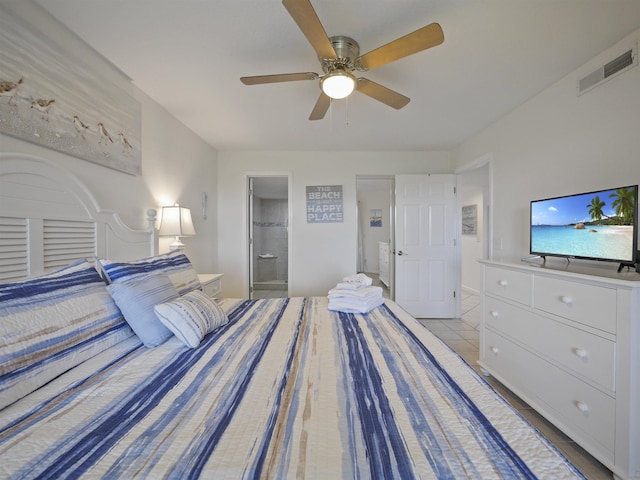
[357,23,444,71]
[309,92,330,120]
[282,0,337,60]
[356,78,410,109]
[241,72,318,85]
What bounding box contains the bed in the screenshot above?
[0,154,587,479]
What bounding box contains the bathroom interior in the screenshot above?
[251,177,289,299]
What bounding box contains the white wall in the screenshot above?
[217,151,450,297]
[453,29,640,269]
[0,1,219,274]
[139,92,219,273]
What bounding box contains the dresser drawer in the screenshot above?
[533,276,616,333]
[484,297,615,392]
[484,265,531,305]
[483,330,615,456]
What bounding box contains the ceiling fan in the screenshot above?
[240,0,444,120]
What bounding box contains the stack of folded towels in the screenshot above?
[328,273,384,314]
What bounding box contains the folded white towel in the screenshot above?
[328,296,384,314]
[340,273,373,288]
[328,286,383,300]
[328,274,382,313]
[335,281,365,290]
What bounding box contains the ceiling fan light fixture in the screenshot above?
[321,70,356,99]
[240,0,445,120]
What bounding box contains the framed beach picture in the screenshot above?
[370,209,382,227]
[0,5,142,175]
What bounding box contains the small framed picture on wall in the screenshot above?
[462,204,477,235]
[370,209,382,227]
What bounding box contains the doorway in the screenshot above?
[356,173,461,318]
[457,157,492,294]
[356,176,394,299]
[248,176,290,299]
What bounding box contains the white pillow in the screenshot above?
[154,290,229,348]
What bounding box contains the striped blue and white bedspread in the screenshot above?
[0,297,584,479]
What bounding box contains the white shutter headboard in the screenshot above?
[0,153,157,282]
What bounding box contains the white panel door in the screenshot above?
[248,177,255,298]
[395,174,457,318]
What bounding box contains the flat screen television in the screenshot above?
[530,185,638,268]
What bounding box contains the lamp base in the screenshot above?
[169,237,185,251]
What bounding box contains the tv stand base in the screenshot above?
[521,255,546,265]
[617,261,636,273]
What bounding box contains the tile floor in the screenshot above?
[252,280,288,299]
[419,290,613,480]
[369,272,391,298]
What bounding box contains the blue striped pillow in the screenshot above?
[98,251,201,295]
[154,290,229,348]
[0,260,133,410]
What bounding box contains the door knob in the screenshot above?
[397,250,407,256]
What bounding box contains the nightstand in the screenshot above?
[198,273,223,298]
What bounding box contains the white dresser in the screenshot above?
[197,273,223,298]
[378,242,390,287]
[479,259,640,480]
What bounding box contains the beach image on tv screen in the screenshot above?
[531,187,636,262]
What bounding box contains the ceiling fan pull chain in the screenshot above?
[329,97,333,130]
[345,96,350,126]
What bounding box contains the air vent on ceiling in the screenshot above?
[578,45,637,96]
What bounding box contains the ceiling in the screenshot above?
[37,0,640,153]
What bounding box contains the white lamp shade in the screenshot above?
[159,205,196,237]
[321,71,356,99]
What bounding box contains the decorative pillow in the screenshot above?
[0,260,133,410]
[98,250,200,295]
[107,274,179,348]
[154,290,229,348]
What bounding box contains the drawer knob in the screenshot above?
[575,401,589,415]
[559,295,573,306]
[490,346,499,354]
[574,348,588,360]
[498,280,508,287]
[489,310,499,318]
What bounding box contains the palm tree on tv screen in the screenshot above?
[587,196,606,222]
[610,188,635,224]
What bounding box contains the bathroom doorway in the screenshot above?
[248,176,290,299]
